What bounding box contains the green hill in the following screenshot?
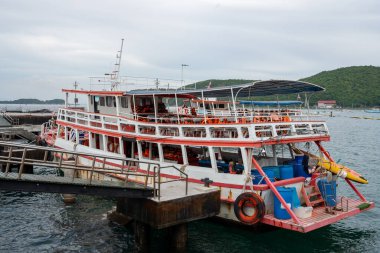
[300,66,380,107]
[187,66,380,107]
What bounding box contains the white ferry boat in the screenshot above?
[40,50,373,233]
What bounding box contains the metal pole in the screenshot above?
[153,94,157,123]
[201,90,206,123]
[175,93,180,124]
[132,94,137,120]
[231,87,238,123]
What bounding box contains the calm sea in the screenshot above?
[0,110,379,252]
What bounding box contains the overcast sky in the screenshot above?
[0,0,379,100]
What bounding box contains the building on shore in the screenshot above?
[317,100,336,109]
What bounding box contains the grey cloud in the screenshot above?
[0,0,379,99]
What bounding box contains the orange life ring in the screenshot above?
[234,192,265,225]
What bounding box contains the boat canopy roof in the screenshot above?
[239,100,303,106]
[125,80,324,98]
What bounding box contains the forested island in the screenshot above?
[0,99,64,104]
[189,66,380,107]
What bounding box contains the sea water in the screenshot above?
[0,110,379,252]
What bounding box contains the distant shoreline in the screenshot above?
[0,99,64,105]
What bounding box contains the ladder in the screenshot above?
[301,184,325,207]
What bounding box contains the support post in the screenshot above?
[102,134,108,151]
[87,95,91,112]
[181,145,188,165]
[175,93,180,124]
[65,92,68,108]
[208,146,217,171]
[115,96,120,116]
[133,221,150,253]
[153,94,157,123]
[231,87,238,123]
[167,223,188,253]
[201,90,207,123]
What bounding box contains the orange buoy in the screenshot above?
[234,192,265,225]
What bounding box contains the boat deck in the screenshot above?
[261,198,374,233]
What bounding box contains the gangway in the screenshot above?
[0,141,187,199]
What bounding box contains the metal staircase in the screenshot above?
[301,184,325,207]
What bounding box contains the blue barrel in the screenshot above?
[317,179,337,207]
[279,165,294,179]
[274,187,293,219]
[293,155,311,177]
[291,187,300,208]
[262,166,280,179]
[251,169,275,185]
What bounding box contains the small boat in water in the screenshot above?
[40,42,374,233]
[365,108,380,113]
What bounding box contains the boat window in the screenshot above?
[159,127,179,137]
[210,127,238,138]
[99,97,105,106]
[162,144,184,164]
[241,127,249,138]
[139,126,156,135]
[106,136,120,154]
[185,145,209,167]
[141,142,159,160]
[215,147,244,174]
[121,97,128,108]
[106,96,114,107]
[183,127,206,138]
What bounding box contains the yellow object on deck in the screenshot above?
[293,148,368,184]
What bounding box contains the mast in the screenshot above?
[110,38,124,91]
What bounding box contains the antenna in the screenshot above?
[74,81,78,107]
[110,38,125,91]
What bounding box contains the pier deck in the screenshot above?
[0,171,154,198]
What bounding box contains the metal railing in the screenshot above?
[0,141,188,200]
[57,108,329,143]
[0,110,19,125]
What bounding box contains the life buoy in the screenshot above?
[234,192,265,225]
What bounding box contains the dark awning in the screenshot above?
[239,100,303,106]
[124,80,324,98]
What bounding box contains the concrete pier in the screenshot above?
[116,183,220,252]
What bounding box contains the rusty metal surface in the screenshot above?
[119,189,220,229]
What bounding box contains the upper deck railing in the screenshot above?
[55,108,330,144]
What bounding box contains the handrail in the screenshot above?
[0,110,19,125]
[0,141,189,200]
[157,165,188,200]
[56,108,329,143]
